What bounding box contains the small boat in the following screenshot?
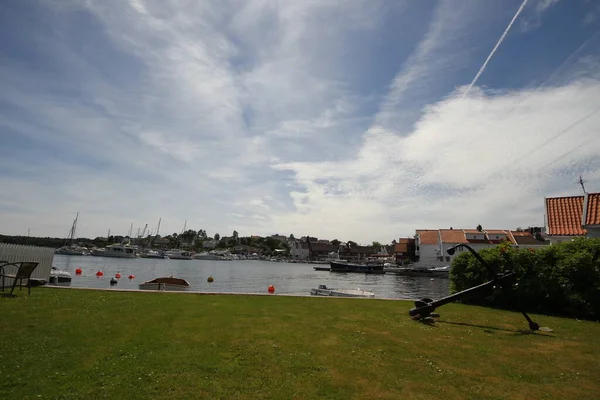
[310,284,375,298]
[329,261,385,274]
[386,265,450,278]
[313,266,331,271]
[49,267,72,283]
[139,276,190,291]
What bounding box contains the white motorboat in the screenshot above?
[49,267,72,284]
[310,284,375,298]
[140,250,168,259]
[95,244,138,258]
[139,276,190,291]
[166,250,193,260]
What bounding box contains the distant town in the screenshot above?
[2,190,598,265]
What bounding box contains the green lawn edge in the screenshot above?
[1,289,599,400]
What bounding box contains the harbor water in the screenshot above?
[53,255,450,299]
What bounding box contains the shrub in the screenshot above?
[449,238,600,319]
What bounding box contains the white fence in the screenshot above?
[0,243,55,286]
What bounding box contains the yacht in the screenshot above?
[140,250,168,259]
[98,243,138,258]
[166,249,193,260]
[55,212,88,255]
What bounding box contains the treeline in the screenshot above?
[450,238,600,319]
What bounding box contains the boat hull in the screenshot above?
[310,287,375,298]
[138,283,189,291]
[329,261,385,274]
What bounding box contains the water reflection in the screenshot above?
[53,255,450,299]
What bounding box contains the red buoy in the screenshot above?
[128,274,135,280]
[75,268,82,274]
[96,271,104,277]
[268,285,275,294]
[115,272,122,279]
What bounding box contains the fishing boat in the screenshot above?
[138,276,190,291]
[329,261,385,274]
[310,285,375,298]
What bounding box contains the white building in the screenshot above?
[290,241,310,260]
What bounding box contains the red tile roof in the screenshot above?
[416,230,439,245]
[545,196,586,236]
[485,230,508,235]
[509,231,545,245]
[439,229,468,244]
[463,229,483,234]
[585,193,600,226]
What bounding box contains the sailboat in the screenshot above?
[55,213,87,255]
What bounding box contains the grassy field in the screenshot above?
[1,289,599,400]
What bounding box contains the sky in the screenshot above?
[1,0,600,244]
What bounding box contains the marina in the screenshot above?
[52,254,450,299]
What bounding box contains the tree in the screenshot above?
[289,234,295,240]
[372,241,382,248]
[392,239,397,245]
[214,233,220,241]
[476,224,483,232]
[331,239,341,246]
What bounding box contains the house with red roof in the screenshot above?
[415,227,546,267]
[544,192,600,243]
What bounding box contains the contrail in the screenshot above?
[464,0,530,96]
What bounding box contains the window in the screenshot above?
[445,256,450,262]
[437,256,443,261]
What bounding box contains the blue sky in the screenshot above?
[1,0,600,243]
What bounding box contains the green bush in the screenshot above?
[450,238,600,319]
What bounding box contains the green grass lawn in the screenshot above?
[1,289,599,400]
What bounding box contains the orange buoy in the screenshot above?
[128,274,135,280]
[115,272,122,279]
[96,271,104,277]
[75,268,82,274]
[268,285,275,294]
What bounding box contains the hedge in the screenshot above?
[450,238,600,319]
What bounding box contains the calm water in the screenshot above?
[53,255,450,299]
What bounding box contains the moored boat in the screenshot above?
[385,265,450,278]
[49,267,72,284]
[166,250,193,260]
[329,261,385,274]
[94,244,138,258]
[310,284,375,298]
[138,276,190,291]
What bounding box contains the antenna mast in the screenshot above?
[579,175,587,194]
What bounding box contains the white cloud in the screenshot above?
[273,78,600,242]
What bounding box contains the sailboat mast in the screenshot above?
[156,218,162,236]
[71,212,79,246]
